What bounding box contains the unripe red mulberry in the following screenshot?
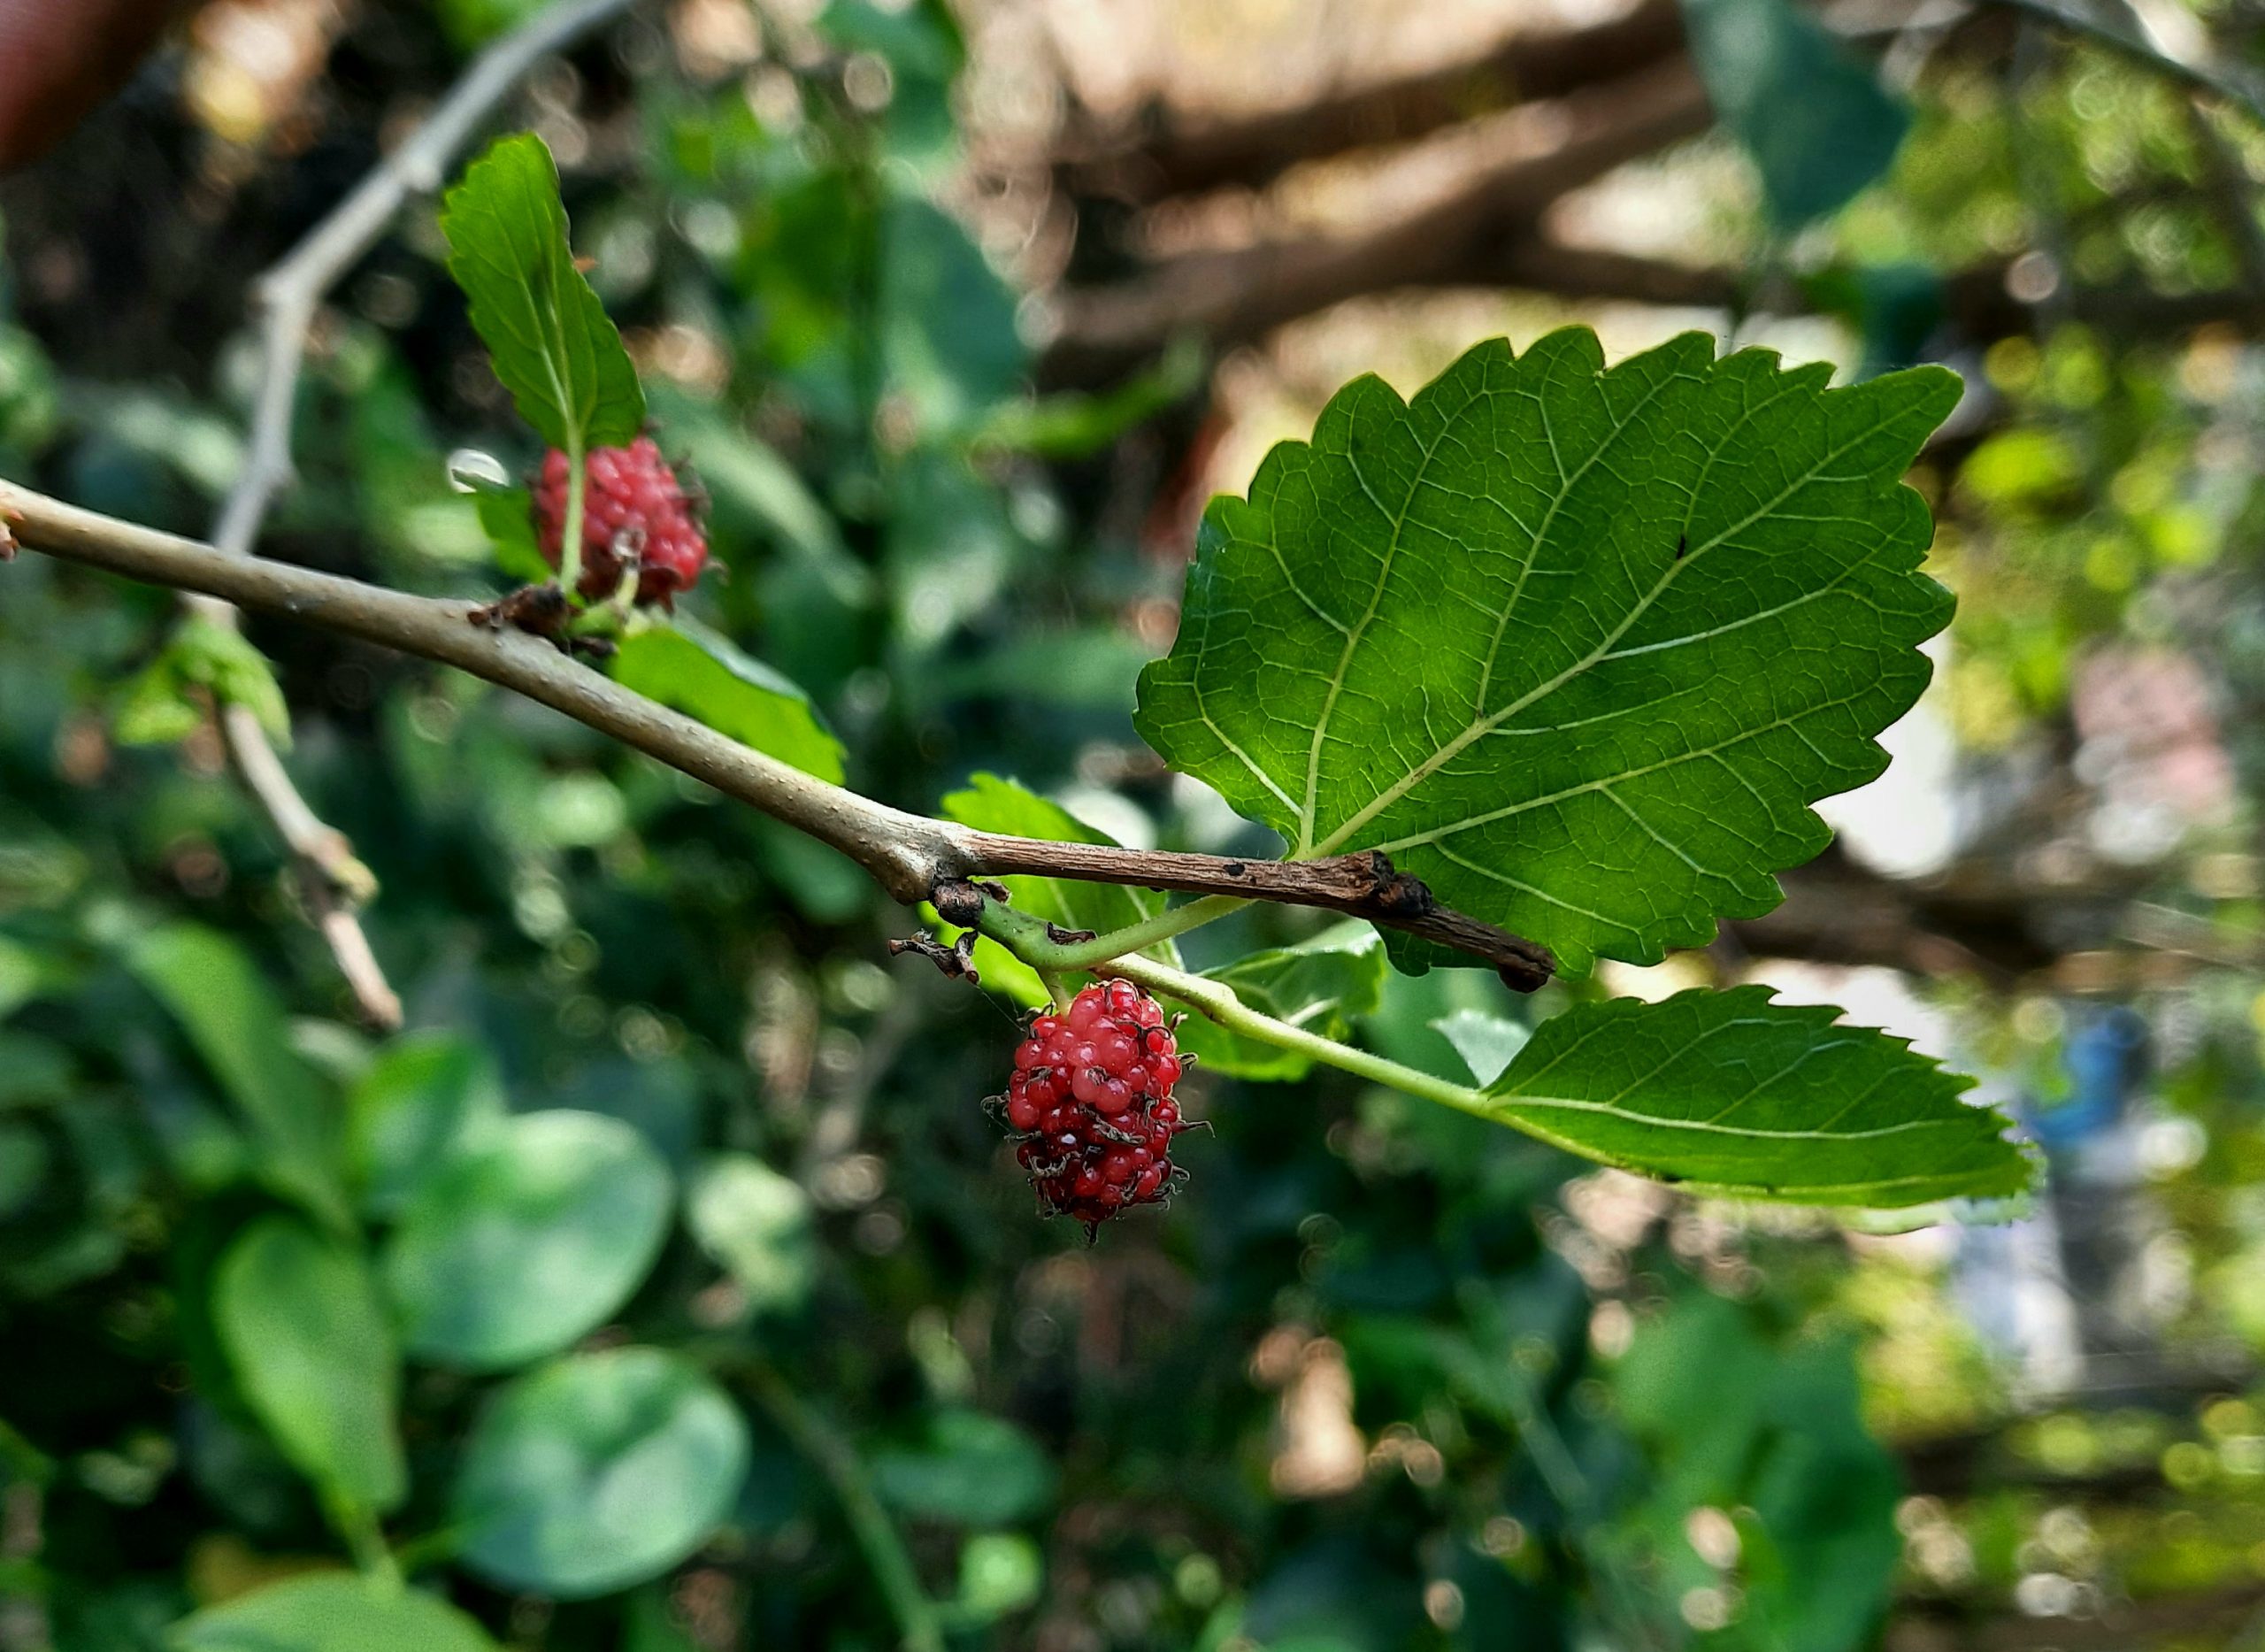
[530,435,709,608]
[998,979,1194,1233]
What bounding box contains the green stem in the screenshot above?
[327,1498,401,1587]
[1025,893,1248,972]
[976,897,1489,1115]
[747,1364,946,1652]
[557,438,587,599]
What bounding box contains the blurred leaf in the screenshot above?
[1430,1009,1531,1086]
[967,338,1204,458]
[211,1217,405,1518]
[383,1110,672,1371]
[871,1410,1056,1525]
[1680,0,1910,227]
[344,1033,507,1218]
[0,936,42,1020]
[441,133,643,452]
[621,1590,699,1652]
[115,619,291,749]
[452,1348,749,1598]
[610,624,846,783]
[933,772,1180,1005]
[686,1154,817,1317]
[171,1572,496,1651]
[951,1532,1043,1625]
[127,926,349,1231]
[1177,922,1387,1081]
[1482,987,2032,1206]
[1135,330,1960,977]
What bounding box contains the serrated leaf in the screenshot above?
[610,624,845,783]
[171,1573,499,1652]
[211,1216,406,1518]
[1480,986,2031,1206]
[933,773,1179,1005]
[441,133,643,452]
[1682,0,1910,227]
[1176,921,1387,1081]
[1134,328,1961,977]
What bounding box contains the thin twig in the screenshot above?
[189,0,639,1028]
[0,479,1558,985]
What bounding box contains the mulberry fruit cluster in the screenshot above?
[1002,980,1194,1231]
[532,435,709,608]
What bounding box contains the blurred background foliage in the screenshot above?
[9,0,2265,1648]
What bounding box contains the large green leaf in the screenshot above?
[382,1110,672,1371]
[1480,987,2029,1206]
[610,626,846,784]
[1681,0,1911,228]
[1135,329,1961,976]
[127,926,349,1231]
[211,1217,405,1517]
[452,1348,749,1598]
[441,133,643,452]
[172,1574,498,1652]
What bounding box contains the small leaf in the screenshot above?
[116,619,291,749]
[871,1410,1056,1525]
[383,1110,672,1371]
[934,772,1179,1004]
[211,1217,406,1517]
[686,1153,817,1317]
[452,1348,749,1598]
[1481,987,2031,1207]
[1681,0,1911,227]
[441,133,643,452]
[344,1032,507,1218]
[1135,329,1961,977]
[1430,1009,1531,1087]
[128,926,349,1231]
[1176,921,1387,1081]
[610,626,846,784]
[171,1573,500,1652]
[474,487,553,585]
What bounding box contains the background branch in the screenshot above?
[185,0,639,1030]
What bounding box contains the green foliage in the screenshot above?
[450,1348,749,1598]
[343,1033,507,1220]
[610,625,847,783]
[211,1217,406,1520]
[381,1110,672,1371]
[115,619,290,749]
[1174,922,1388,1081]
[871,1410,1056,1525]
[172,1574,498,1652]
[1485,986,2029,1204]
[441,134,643,454]
[686,1152,818,1317]
[1681,0,1911,227]
[1137,329,1961,976]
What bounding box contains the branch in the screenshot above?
[0,479,1557,987]
[1059,0,1687,203]
[1041,60,1712,386]
[188,0,639,1029]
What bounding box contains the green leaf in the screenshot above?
[115,618,291,749]
[441,133,643,452]
[172,1573,499,1652]
[1680,0,1911,227]
[1175,922,1387,1081]
[452,1348,749,1598]
[871,1410,1056,1525]
[1480,986,2031,1206]
[127,926,349,1231]
[211,1217,406,1517]
[474,487,554,585]
[1134,329,1961,976]
[934,772,1180,1005]
[686,1154,817,1318]
[344,1032,508,1218]
[383,1110,672,1371]
[610,625,846,784]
